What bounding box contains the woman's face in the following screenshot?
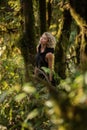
[40,34,48,45]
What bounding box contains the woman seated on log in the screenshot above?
[34,32,56,85]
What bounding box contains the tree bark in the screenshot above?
[39,0,47,34]
[47,0,52,28]
[69,0,87,22]
[20,0,36,82]
[55,9,72,79]
[69,0,87,71]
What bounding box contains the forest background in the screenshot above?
[0,0,87,130]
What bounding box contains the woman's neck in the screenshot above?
[41,44,46,49]
[41,44,46,52]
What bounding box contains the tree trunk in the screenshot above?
[69,0,87,22]
[39,0,47,34]
[20,0,36,82]
[47,0,52,28]
[69,0,87,71]
[55,9,72,79]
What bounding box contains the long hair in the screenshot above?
[43,32,56,49]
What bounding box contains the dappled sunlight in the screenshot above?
[58,126,66,130]
[0,0,87,130]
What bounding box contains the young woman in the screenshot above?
[35,32,56,84]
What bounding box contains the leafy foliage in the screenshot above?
[0,51,87,130]
[0,0,87,130]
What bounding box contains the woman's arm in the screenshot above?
[46,53,54,81]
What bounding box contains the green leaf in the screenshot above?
[15,93,27,102]
[23,83,36,94]
[25,109,38,122]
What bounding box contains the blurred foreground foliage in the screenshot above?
[0,49,87,130]
[0,0,87,130]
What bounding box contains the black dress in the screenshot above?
[35,44,55,85]
[35,44,54,69]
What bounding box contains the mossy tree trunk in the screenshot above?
[69,0,87,71]
[55,9,72,79]
[20,0,36,82]
[75,27,81,65]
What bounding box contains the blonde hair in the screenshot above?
[42,32,56,49]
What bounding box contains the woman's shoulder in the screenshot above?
[46,48,54,58]
[46,52,54,61]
